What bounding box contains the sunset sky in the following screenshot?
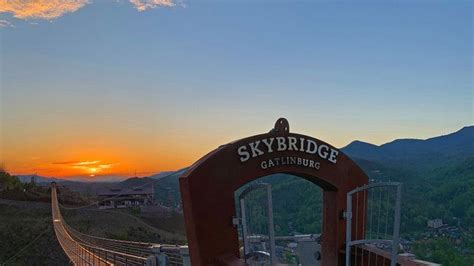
[1,1,472,180]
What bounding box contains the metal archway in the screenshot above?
[179,118,369,265]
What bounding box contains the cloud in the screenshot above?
[52,160,100,166]
[129,0,175,11]
[52,160,118,168]
[51,160,118,175]
[98,163,117,169]
[0,19,13,27]
[0,0,180,23]
[74,160,101,166]
[0,0,89,20]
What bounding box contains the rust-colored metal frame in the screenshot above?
[179,119,368,265]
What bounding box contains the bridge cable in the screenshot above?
[0,227,50,265]
[361,189,367,266]
[367,189,372,266]
[355,191,359,266]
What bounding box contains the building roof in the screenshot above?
[97,187,153,196]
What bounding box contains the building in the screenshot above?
[97,187,153,209]
[427,218,443,229]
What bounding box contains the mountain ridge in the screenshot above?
[341,125,474,167]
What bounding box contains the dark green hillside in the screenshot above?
[236,174,323,236]
[348,156,474,233]
[119,176,155,187]
[414,157,474,227]
[342,126,474,170]
[0,171,22,191]
[0,202,68,265]
[0,171,51,202]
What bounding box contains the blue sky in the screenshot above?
[1,0,473,176]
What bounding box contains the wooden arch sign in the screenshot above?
[179,118,368,265]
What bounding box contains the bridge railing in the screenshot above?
[63,223,155,258]
[51,184,189,265]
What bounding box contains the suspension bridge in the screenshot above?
[51,183,190,266]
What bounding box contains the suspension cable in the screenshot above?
[0,227,50,265]
[355,191,359,266]
[361,190,366,266]
[376,186,383,238]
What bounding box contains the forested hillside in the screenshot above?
[342,126,474,170]
[342,126,474,233]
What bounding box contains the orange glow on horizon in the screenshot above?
[4,110,457,180]
[4,155,192,179]
[2,138,209,178]
[2,117,244,179]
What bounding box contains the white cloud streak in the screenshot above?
[129,0,175,11]
[0,19,13,27]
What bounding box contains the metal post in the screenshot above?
[180,246,191,266]
[345,193,352,266]
[75,242,78,264]
[240,197,250,257]
[266,185,277,264]
[390,184,402,266]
